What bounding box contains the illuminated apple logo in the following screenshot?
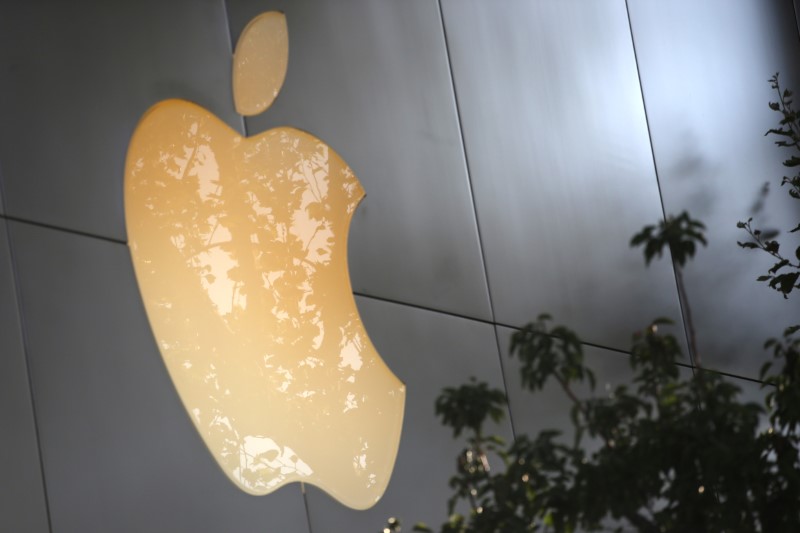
[124,12,405,509]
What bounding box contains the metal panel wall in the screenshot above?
[226,0,493,320]
[0,0,238,241]
[0,221,49,533]
[628,0,800,378]
[440,0,684,352]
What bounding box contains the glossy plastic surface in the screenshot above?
[233,12,289,116]
[124,12,404,510]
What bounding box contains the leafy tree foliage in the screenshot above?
[737,74,800,299]
[383,76,800,532]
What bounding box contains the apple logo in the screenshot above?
[124,12,405,510]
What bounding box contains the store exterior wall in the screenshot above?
[1,1,798,531]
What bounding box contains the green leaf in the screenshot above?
[631,211,707,267]
[760,361,773,380]
[776,271,800,296]
[767,127,794,137]
[769,259,789,274]
[784,156,800,167]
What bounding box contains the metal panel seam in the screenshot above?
[0,153,6,215]
[624,0,696,374]
[436,0,518,439]
[2,215,126,245]
[2,216,54,533]
[222,0,248,137]
[354,290,764,383]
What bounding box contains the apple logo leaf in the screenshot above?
[233,11,289,116]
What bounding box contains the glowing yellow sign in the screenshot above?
[124,12,405,509]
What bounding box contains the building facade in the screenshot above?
[1,0,799,531]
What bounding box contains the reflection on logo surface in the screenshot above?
[124,12,405,510]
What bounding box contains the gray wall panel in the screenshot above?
[0,0,239,241]
[441,0,683,351]
[306,296,512,532]
[0,220,49,533]
[628,0,800,378]
[226,0,493,321]
[9,222,309,533]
